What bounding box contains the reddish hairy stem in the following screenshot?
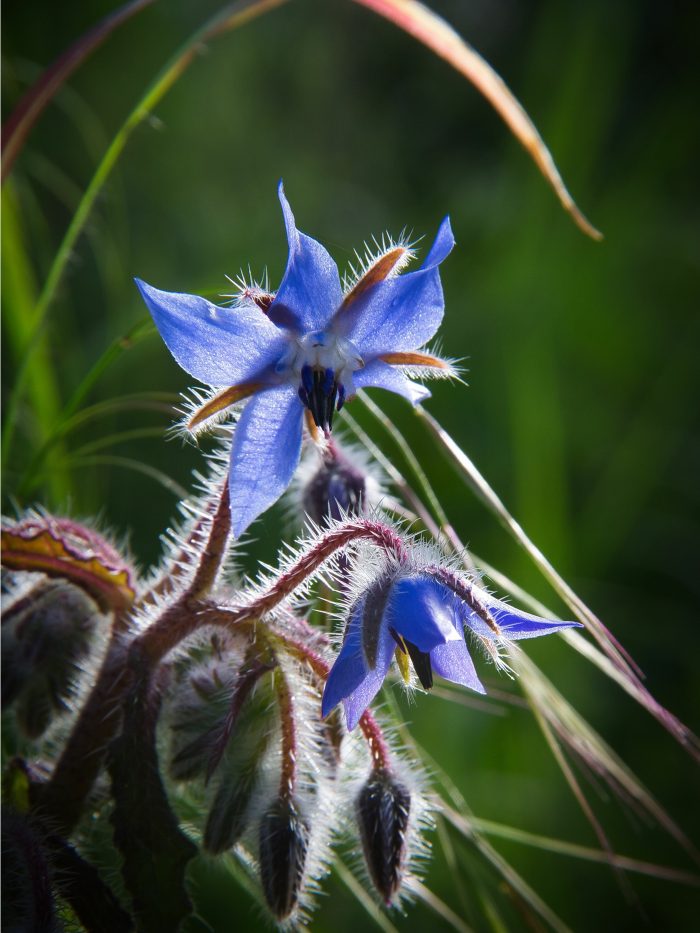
[38,517,403,833]
[39,478,231,834]
[188,480,231,598]
[245,519,408,618]
[134,476,230,610]
[138,518,407,663]
[274,668,297,801]
[36,631,132,834]
[430,565,501,635]
[278,630,391,772]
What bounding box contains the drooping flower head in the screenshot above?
[136,183,455,536]
[322,554,582,730]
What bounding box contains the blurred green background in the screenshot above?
[3,0,699,929]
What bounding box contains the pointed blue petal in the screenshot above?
[430,638,486,694]
[135,278,287,387]
[228,385,303,536]
[343,622,395,731]
[322,598,395,731]
[322,605,369,719]
[341,666,387,732]
[458,588,582,640]
[386,576,462,653]
[340,216,455,357]
[352,359,431,405]
[421,216,455,268]
[490,601,583,640]
[267,182,343,333]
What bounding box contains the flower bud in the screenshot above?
[258,797,309,921]
[2,513,135,612]
[302,440,367,524]
[356,770,411,904]
[168,655,276,853]
[2,579,101,738]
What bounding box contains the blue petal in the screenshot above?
[322,599,395,731]
[430,639,486,694]
[228,385,303,536]
[340,216,455,357]
[457,589,582,640]
[386,576,462,653]
[267,182,343,333]
[135,278,287,387]
[322,602,369,718]
[352,359,431,405]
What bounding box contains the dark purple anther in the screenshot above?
[301,364,314,395]
[337,383,346,411]
[322,368,335,396]
[300,366,340,431]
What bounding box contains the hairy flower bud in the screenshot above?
[2,579,101,737]
[1,513,135,612]
[356,770,411,904]
[302,440,367,524]
[258,797,309,921]
[168,654,276,853]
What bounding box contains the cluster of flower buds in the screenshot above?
[167,646,277,855]
[164,640,333,921]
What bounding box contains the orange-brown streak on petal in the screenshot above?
[341,247,409,312]
[305,409,321,444]
[380,351,449,369]
[352,0,602,241]
[188,382,263,431]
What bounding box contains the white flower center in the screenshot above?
[279,330,364,432]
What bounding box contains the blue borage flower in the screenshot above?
[136,182,455,537]
[322,565,581,731]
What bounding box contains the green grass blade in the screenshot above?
[339,408,443,539]
[351,0,601,239]
[409,879,474,932]
[1,0,157,180]
[1,184,67,502]
[64,427,167,458]
[511,646,699,865]
[2,0,288,465]
[62,316,156,420]
[62,454,188,498]
[466,818,699,887]
[358,390,452,533]
[383,693,571,933]
[333,860,400,933]
[17,391,177,498]
[417,405,700,761]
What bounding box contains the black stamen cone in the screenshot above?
[259,798,309,920]
[404,639,433,690]
[304,367,339,432]
[356,771,411,904]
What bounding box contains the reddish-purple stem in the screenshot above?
[277,630,391,772]
[274,668,297,801]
